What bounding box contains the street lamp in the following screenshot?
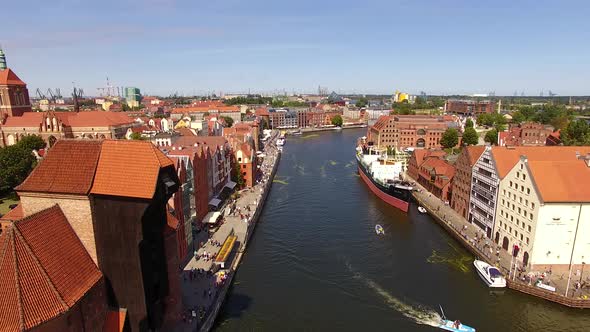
[579,260,586,285]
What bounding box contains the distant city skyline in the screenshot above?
[4,0,590,96]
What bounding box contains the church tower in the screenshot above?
[0,47,32,119]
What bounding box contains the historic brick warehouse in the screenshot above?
[367,114,459,149]
[1,139,182,331]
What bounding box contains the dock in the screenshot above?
[412,184,590,308]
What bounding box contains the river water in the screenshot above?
[216,129,590,332]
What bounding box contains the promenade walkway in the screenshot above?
[163,131,281,331]
[412,182,590,307]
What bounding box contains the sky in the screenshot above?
[3,0,590,96]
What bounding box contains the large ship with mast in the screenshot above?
[356,137,413,213]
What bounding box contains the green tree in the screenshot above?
[0,145,37,194]
[130,132,143,140]
[484,129,498,145]
[462,127,479,145]
[221,116,234,127]
[356,97,368,108]
[511,111,525,124]
[331,114,343,127]
[561,119,590,146]
[17,135,46,151]
[465,118,474,128]
[440,128,459,149]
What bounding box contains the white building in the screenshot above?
[492,147,590,275]
[468,146,500,238]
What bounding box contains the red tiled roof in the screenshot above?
[255,107,269,116]
[0,204,23,221]
[528,160,590,203]
[465,145,486,167]
[16,140,103,195]
[172,136,228,150]
[90,140,174,199]
[371,115,390,131]
[491,146,590,179]
[0,68,26,86]
[176,127,197,136]
[1,112,44,127]
[103,309,127,332]
[63,111,135,127]
[0,205,102,331]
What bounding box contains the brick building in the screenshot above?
[450,146,485,219]
[498,122,554,146]
[445,99,495,115]
[416,157,455,202]
[0,206,119,332]
[407,149,447,180]
[367,115,457,149]
[14,139,180,331]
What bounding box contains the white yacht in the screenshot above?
[473,260,506,288]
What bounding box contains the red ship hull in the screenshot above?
[358,165,410,213]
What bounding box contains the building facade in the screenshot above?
[468,146,500,238]
[498,122,554,147]
[445,99,495,115]
[367,115,455,149]
[451,146,486,219]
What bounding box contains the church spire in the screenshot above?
[0,46,6,70]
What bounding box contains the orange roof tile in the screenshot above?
[491,146,590,179]
[90,140,174,199]
[16,140,103,195]
[0,205,102,331]
[465,145,486,167]
[527,160,590,203]
[0,204,23,221]
[1,112,44,127]
[0,68,26,86]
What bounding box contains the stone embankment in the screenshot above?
[412,184,590,309]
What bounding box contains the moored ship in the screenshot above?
[356,139,413,213]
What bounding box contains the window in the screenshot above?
[509,181,513,187]
[526,237,530,244]
[514,230,517,236]
[519,197,522,203]
[529,212,534,220]
[527,188,530,194]
[518,207,521,214]
[510,216,514,222]
[520,164,523,170]
[509,226,512,232]
[531,202,535,209]
[522,174,526,181]
[528,225,531,232]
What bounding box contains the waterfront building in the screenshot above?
[269,108,298,128]
[445,99,495,115]
[450,146,486,219]
[498,122,554,147]
[407,149,447,180]
[168,155,194,262]
[492,147,590,274]
[366,114,456,149]
[13,139,181,331]
[416,157,455,202]
[468,146,500,238]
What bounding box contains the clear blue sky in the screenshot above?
[4,0,590,96]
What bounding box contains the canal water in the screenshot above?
[216,129,590,332]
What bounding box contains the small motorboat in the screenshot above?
[438,306,476,332]
[417,206,427,214]
[473,260,506,288]
[375,224,385,235]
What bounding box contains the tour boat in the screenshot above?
[438,306,476,332]
[418,206,427,214]
[473,260,506,288]
[375,224,384,235]
[356,143,413,213]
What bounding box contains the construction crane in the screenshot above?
[36,88,47,100]
[548,90,557,97]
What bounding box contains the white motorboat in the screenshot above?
[276,138,285,146]
[417,206,427,213]
[473,260,506,288]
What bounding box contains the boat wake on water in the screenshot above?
[344,261,441,327]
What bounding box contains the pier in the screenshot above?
[412,184,590,308]
[165,130,282,331]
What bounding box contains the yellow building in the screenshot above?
[394,90,410,103]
